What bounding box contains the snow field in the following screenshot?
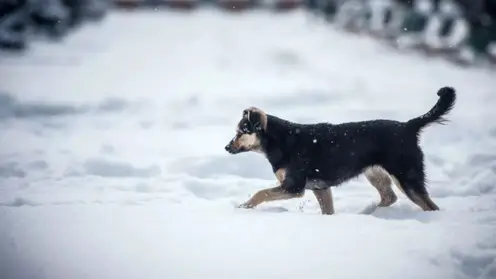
[1,8,496,279]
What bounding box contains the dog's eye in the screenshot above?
[241,122,251,133]
[236,120,253,134]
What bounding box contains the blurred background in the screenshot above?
[1,0,495,67]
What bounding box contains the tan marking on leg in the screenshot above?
[405,190,440,211]
[421,194,440,211]
[390,175,439,211]
[404,190,432,211]
[364,166,397,207]
[275,168,286,184]
[238,186,304,209]
[312,188,334,215]
[239,168,302,209]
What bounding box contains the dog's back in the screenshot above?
[268,119,406,185]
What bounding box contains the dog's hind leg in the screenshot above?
[364,166,398,208]
[312,188,334,215]
[385,153,440,211]
[390,174,439,211]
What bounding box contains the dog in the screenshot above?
[224,86,456,215]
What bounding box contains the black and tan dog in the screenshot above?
[225,86,456,215]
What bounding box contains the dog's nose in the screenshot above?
[225,144,231,152]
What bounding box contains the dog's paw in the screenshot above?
[260,206,289,213]
[237,202,254,209]
[359,203,379,215]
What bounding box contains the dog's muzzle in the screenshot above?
[225,134,238,154]
[225,143,236,154]
[225,139,241,154]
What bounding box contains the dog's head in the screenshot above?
[225,107,267,154]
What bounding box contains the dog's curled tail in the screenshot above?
[406,86,456,133]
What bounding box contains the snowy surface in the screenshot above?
[1,8,496,279]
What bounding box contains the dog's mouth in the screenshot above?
[227,149,239,154]
[225,146,243,154]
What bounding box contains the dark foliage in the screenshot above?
[0,0,109,52]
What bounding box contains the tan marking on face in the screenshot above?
[275,168,286,183]
[312,188,334,215]
[232,133,261,150]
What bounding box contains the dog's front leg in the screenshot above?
[312,188,334,215]
[238,186,304,209]
[238,170,306,209]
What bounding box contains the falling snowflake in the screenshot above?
[313,139,317,143]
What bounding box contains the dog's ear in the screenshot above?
[242,109,250,119]
[249,111,263,132]
[243,107,266,132]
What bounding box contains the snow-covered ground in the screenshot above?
[1,8,496,279]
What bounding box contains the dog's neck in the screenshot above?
[265,114,295,133]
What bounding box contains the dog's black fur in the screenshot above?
[225,86,456,211]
